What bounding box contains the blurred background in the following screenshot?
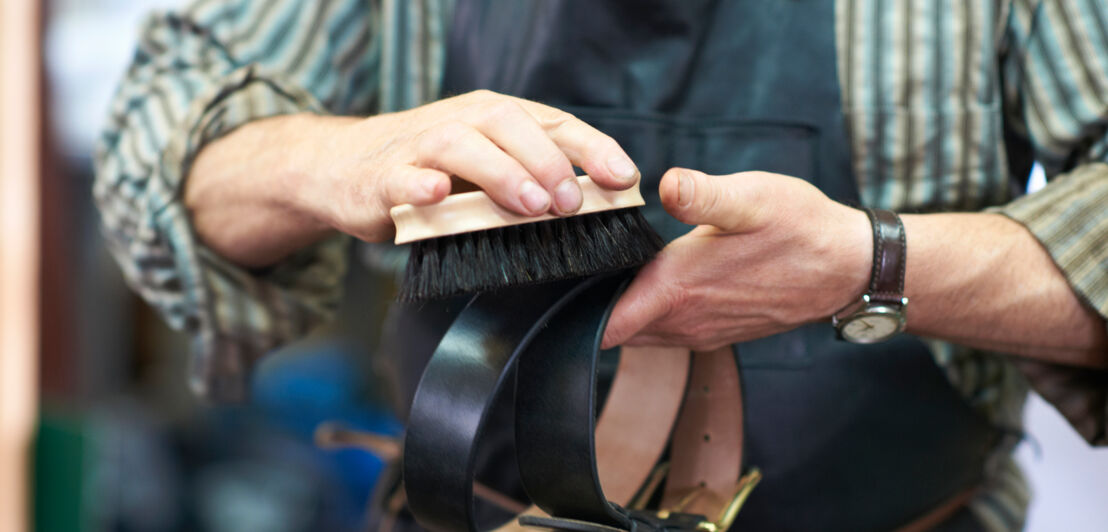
[4,2,403,531]
[0,1,1106,531]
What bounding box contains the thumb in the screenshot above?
[659,168,764,233]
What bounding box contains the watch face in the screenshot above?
[841,312,903,343]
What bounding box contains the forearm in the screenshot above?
[185,113,357,268]
[901,212,1108,367]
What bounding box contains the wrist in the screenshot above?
[183,112,344,267]
[820,205,873,318]
[830,208,909,342]
[283,113,366,234]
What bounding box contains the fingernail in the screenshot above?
[519,180,551,213]
[607,156,639,183]
[554,179,583,213]
[677,172,694,207]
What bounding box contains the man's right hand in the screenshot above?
[185,90,639,267]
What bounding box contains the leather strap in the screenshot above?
[377,268,981,531]
[894,486,979,532]
[513,274,669,527]
[513,280,745,531]
[864,208,907,306]
[593,346,691,506]
[403,272,749,532]
[404,277,596,532]
[660,348,743,517]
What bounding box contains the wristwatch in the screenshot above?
[832,208,908,344]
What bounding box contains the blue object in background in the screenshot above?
[250,341,403,529]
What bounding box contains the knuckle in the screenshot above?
[684,319,707,338]
[467,89,497,100]
[662,285,688,318]
[691,324,717,343]
[532,153,573,183]
[538,107,577,130]
[737,183,772,228]
[419,120,471,154]
[475,100,528,128]
[721,182,744,213]
[487,99,525,118]
[467,158,524,191]
[700,180,726,214]
[493,165,528,189]
[686,322,724,351]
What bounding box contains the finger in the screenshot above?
[467,100,581,214]
[601,262,675,348]
[659,168,764,233]
[383,165,452,207]
[516,100,640,191]
[417,121,551,215]
[621,333,670,347]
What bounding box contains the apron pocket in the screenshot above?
[565,107,820,242]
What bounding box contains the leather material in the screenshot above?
[513,273,654,528]
[660,348,744,516]
[379,294,472,419]
[403,277,595,532]
[515,289,743,528]
[388,0,1007,530]
[588,346,692,511]
[866,208,908,305]
[402,271,743,532]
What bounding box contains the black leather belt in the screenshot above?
[319,271,989,531]
[402,272,755,532]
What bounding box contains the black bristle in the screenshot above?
[399,207,665,302]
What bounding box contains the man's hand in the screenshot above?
[602,168,1107,366]
[601,168,871,350]
[308,90,641,242]
[185,90,639,266]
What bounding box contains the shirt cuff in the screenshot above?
[995,162,1108,318]
[993,162,1108,445]
[156,65,349,402]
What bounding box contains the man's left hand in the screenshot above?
[601,168,872,350]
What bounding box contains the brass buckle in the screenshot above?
[656,468,762,532]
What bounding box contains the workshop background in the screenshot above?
[1,1,1107,531]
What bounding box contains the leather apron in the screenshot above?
[383,1,1004,530]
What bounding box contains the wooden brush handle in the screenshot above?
[389,175,647,244]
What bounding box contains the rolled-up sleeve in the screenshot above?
[992,0,1108,444]
[93,0,382,401]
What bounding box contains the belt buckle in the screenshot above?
[519,468,762,532]
[656,468,762,532]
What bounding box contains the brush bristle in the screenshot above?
[399,207,665,302]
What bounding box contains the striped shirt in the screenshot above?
[94,1,1108,529]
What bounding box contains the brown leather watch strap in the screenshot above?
[864,208,907,306]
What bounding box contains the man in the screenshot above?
[96,0,1108,529]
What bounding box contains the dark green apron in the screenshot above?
[386,1,1004,530]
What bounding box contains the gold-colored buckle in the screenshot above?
[655,468,762,532]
